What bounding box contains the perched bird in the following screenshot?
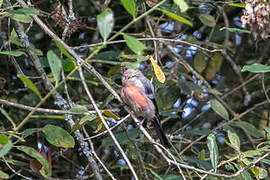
[120,67,171,148]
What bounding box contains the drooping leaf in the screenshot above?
[205,52,223,80]
[103,110,120,121]
[97,8,114,41]
[0,50,26,56]
[18,75,42,99]
[47,50,62,84]
[174,0,189,12]
[194,51,206,73]
[42,124,75,148]
[69,105,89,114]
[241,63,270,73]
[160,9,193,26]
[123,34,147,55]
[0,108,16,128]
[53,39,75,61]
[71,114,97,132]
[120,0,136,17]
[227,130,240,152]
[199,14,216,27]
[210,99,229,120]
[16,146,51,178]
[207,134,219,170]
[149,56,165,83]
[0,170,9,179]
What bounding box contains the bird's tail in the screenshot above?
[152,115,171,148]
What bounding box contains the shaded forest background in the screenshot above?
[0,0,270,179]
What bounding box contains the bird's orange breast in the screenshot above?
[124,84,148,108]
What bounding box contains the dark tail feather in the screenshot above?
[152,115,171,148]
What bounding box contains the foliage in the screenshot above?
[0,0,270,179]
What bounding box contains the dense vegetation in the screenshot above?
[0,0,270,179]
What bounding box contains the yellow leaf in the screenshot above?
[94,118,104,133]
[149,56,166,83]
[103,110,120,121]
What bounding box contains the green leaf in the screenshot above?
[71,114,97,132]
[194,51,206,73]
[42,124,75,148]
[11,14,32,23]
[210,99,229,120]
[0,108,16,128]
[243,147,268,157]
[18,75,42,99]
[0,170,9,179]
[160,175,183,180]
[220,27,250,34]
[22,128,39,138]
[264,126,270,134]
[207,134,219,170]
[241,63,270,73]
[123,34,147,55]
[8,8,39,15]
[199,14,216,27]
[0,50,26,56]
[174,0,189,13]
[121,0,136,17]
[228,3,245,8]
[69,105,89,114]
[3,158,28,166]
[160,9,193,26]
[53,39,75,62]
[231,121,263,138]
[0,134,8,145]
[16,146,51,178]
[0,140,12,158]
[102,129,140,146]
[97,8,114,41]
[227,130,240,152]
[47,50,62,84]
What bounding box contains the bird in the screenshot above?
[120,67,171,148]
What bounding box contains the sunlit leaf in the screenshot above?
[199,14,216,27]
[207,134,219,170]
[103,110,120,121]
[149,56,165,83]
[210,99,229,120]
[0,50,26,56]
[241,63,270,73]
[0,134,8,145]
[121,0,136,17]
[123,34,147,55]
[18,75,42,99]
[228,3,245,8]
[174,0,189,12]
[227,130,240,152]
[8,8,39,15]
[47,50,62,84]
[97,8,114,41]
[160,9,193,26]
[16,146,51,178]
[42,124,75,148]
